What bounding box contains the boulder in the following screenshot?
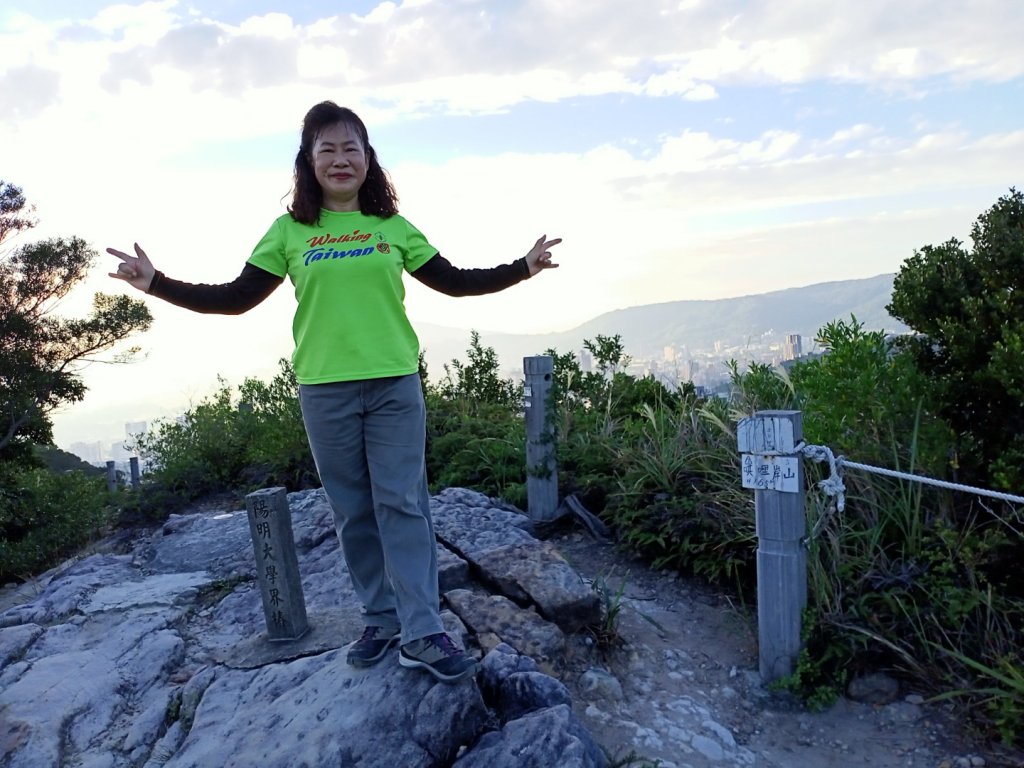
[0,487,601,768]
[474,540,599,632]
[452,704,607,768]
[446,589,566,668]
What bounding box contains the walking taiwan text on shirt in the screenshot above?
[302,229,391,267]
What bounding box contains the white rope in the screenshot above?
[795,443,845,542]
[796,442,1024,535]
[839,458,1024,505]
[797,443,846,512]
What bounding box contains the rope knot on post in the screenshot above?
[797,442,847,513]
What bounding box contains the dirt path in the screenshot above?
[548,529,1019,768]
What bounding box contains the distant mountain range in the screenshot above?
[414,273,908,373]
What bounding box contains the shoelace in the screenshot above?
[359,627,385,642]
[428,633,461,657]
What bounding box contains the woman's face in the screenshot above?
[311,122,368,212]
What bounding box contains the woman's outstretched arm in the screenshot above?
[411,235,561,296]
[107,243,283,314]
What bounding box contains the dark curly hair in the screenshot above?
[288,101,399,224]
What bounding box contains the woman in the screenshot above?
[108,101,560,684]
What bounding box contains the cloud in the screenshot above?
[382,118,1020,341]
[0,65,61,120]
[87,0,179,43]
[696,1,1024,84]
[100,20,300,94]
[55,23,107,43]
[642,69,719,100]
[825,123,878,146]
[4,0,1020,127]
[618,127,1023,218]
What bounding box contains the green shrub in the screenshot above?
[887,188,1024,490]
[607,395,755,584]
[424,333,526,505]
[132,377,249,507]
[128,360,314,520]
[774,318,1023,746]
[426,398,526,507]
[0,463,110,582]
[608,360,796,587]
[790,317,951,476]
[436,330,521,408]
[545,336,683,516]
[236,360,316,489]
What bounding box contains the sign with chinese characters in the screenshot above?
[741,454,800,493]
[245,487,309,642]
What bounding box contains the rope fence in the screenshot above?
[797,441,1024,541]
[738,410,1022,682]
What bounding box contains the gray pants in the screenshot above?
[299,374,444,644]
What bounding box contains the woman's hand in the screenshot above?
[107,243,156,293]
[524,235,562,277]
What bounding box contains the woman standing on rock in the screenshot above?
[108,101,561,684]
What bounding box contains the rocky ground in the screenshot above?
[2,488,1021,768]
[547,526,1022,768]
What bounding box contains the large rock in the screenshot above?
[432,493,599,632]
[452,704,607,768]
[475,540,599,632]
[0,602,189,767]
[165,650,488,767]
[146,509,254,576]
[446,589,566,668]
[431,494,537,559]
[0,487,600,768]
[479,643,572,723]
[0,623,42,667]
[0,554,138,627]
[437,544,472,591]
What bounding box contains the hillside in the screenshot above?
[416,273,906,374]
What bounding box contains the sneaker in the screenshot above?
[347,626,401,668]
[399,633,478,683]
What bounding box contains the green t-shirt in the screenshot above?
[248,210,437,384]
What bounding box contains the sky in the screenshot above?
[1,0,1021,449]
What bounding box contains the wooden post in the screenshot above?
[737,410,806,682]
[245,487,309,642]
[523,355,558,522]
[106,460,117,493]
[129,457,141,488]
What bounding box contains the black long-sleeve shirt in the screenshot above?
[147,254,531,314]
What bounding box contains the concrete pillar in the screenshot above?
[129,457,141,488]
[245,487,309,642]
[105,460,117,493]
[737,410,806,682]
[523,355,558,522]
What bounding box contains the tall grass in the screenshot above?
[724,322,1022,746]
[591,320,1023,746]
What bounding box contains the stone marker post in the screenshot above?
[524,355,558,522]
[105,460,117,493]
[129,457,141,488]
[737,410,806,682]
[245,487,309,642]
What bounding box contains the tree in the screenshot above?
[0,180,37,243]
[0,180,153,456]
[887,188,1024,489]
